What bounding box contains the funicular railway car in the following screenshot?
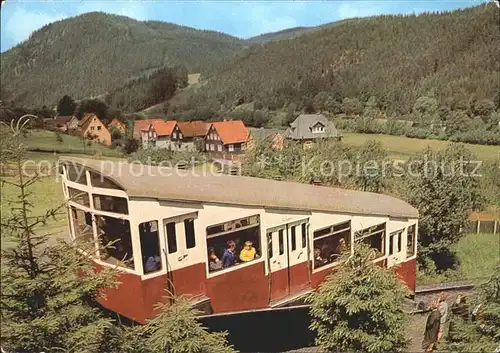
[59,157,419,324]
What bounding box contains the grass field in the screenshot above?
[342,133,500,161]
[23,130,122,157]
[417,232,500,285]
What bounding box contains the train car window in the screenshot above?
[65,164,87,185]
[267,233,273,258]
[139,221,161,274]
[313,220,351,269]
[70,206,94,245]
[95,215,134,270]
[291,226,296,251]
[184,219,196,249]
[68,187,90,207]
[89,171,123,190]
[278,229,284,255]
[355,223,386,259]
[389,230,403,255]
[166,222,177,254]
[206,215,261,273]
[301,223,307,248]
[407,224,416,257]
[93,194,129,214]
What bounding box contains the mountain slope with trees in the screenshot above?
[0,11,245,107]
[192,5,499,118]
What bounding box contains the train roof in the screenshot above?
[59,157,419,219]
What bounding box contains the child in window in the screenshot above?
[221,240,237,268]
[240,240,259,262]
[208,248,222,271]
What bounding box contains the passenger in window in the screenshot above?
[314,248,327,268]
[144,255,159,273]
[239,241,259,262]
[221,240,237,268]
[208,248,223,271]
[330,238,347,261]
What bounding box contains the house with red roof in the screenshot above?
[170,120,210,151]
[109,118,127,134]
[140,120,177,149]
[133,119,163,140]
[205,120,250,156]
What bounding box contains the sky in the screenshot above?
[0,0,489,52]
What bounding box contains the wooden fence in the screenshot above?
[467,220,499,234]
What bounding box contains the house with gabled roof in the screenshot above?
[44,115,79,132]
[140,120,177,149]
[170,120,210,152]
[133,118,165,140]
[285,114,342,148]
[109,118,127,134]
[247,127,286,151]
[78,113,111,146]
[205,120,250,156]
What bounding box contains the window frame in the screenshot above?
[406,224,417,259]
[389,228,404,255]
[355,223,387,260]
[312,220,352,272]
[139,220,163,275]
[205,214,263,278]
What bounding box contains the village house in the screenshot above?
[285,114,342,148]
[248,127,286,151]
[108,118,127,134]
[43,115,79,132]
[78,113,112,146]
[205,120,250,157]
[133,118,165,141]
[170,120,210,152]
[140,120,176,149]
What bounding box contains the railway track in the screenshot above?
[405,280,479,314]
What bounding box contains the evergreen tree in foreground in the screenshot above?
[145,291,236,353]
[307,243,409,353]
[108,290,236,353]
[444,264,500,352]
[0,116,118,353]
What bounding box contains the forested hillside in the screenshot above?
[0,12,244,107]
[193,5,499,116]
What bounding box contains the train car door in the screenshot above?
[387,228,404,267]
[267,225,289,301]
[286,220,311,293]
[162,212,199,272]
[267,218,310,303]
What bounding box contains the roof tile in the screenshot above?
[211,120,249,145]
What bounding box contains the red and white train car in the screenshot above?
[59,157,418,324]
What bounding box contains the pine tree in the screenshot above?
[57,95,77,116]
[0,116,119,353]
[444,264,500,352]
[145,291,236,353]
[307,243,409,353]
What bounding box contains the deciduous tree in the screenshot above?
[307,243,409,353]
[403,145,484,270]
[444,265,500,352]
